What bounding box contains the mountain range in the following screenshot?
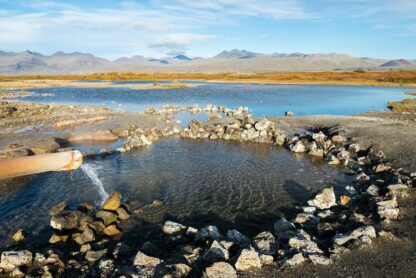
[0,49,415,75]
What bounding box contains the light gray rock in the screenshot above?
[333,225,376,246]
[308,187,337,209]
[309,254,332,265]
[50,211,82,230]
[377,197,399,220]
[204,262,237,278]
[259,254,274,266]
[387,184,410,198]
[253,231,279,255]
[235,249,262,271]
[288,237,323,254]
[366,184,380,196]
[203,241,230,263]
[0,250,32,271]
[284,252,305,266]
[133,251,163,267]
[162,221,187,235]
[290,141,306,153]
[85,249,107,263]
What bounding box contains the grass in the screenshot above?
[1,71,416,86]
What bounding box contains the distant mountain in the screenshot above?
[380,59,411,67]
[0,49,415,75]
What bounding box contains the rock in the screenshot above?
[116,207,130,220]
[377,197,400,220]
[174,263,192,277]
[259,254,274,266]
[309,149,324,157]
[309,254,332,265]
[366,185,380,196]
[204,262,237,278]
[49,201,68,216]
[387,184,410,198]
[195,226,222,242]
[49,233,68,244]
[285,111,294,116]
[74,226,95,245]
[333,225,376,246]
[33,253,46,265]
[102,192,122,211]
[235,249,262,271]
[113,242,130,259]
[254,118,273,131]
[375,164,391,173]
[308,187,337,209]
[331,135,346,144]
[162,221,187,235]
[98,259,114,276]
[203,241,230,263]
[275,134,286,146]
[340,195,351,206]
[96,210,118,226]
[326,154,341,165]
[253,231,278,255]
[186,227,198,237]
[12,230,25,242]
[103,224,121,236]
[0,250,32,271]
[294,213,319,225]
[80,244,91,253]
[288,236,323,254]
[226,229,250,245]
[50,211,83,231]
[290,141,306,153]
[284,252,305,266]
[134,251,163,268]
[273,218,296,236]
[85,249,107,263]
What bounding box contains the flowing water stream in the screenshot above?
[80,163,109,205]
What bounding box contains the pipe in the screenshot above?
[68,130,118,143]
[54,115,109,128]
[0,151,83,180]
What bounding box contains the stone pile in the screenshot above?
[118,127,173,152]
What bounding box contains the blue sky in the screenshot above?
[0,0,415,60]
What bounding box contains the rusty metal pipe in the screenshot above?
[0,151,83,180]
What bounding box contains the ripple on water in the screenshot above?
[0,138,354,247]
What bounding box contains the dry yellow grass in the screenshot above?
[1,71,416,87]
[387,99,416,112]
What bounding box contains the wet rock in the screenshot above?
[195,226,222,242]
[102,192,122,211]
[74,226,95,245]
[0,250,32,272]
[226,229,250,245]
[204,262,237,278]
[85,249,107,263]
[12,230,25,242]
[326,154,341,165]
[49,233,68,244]
[203,241,230,263]
[49,201,68,216]
[308,187,337,210]
[309,254,332,265]
[50,211,83,231]
[134,200,166,224]
[113,242,130,259]
[103,224,121,236]
[235,249,262,271]
[309,149,324,157]
[116,207,130,220]
[253,231,278,255]
[340,195,351,206]
[290,141,306,153]
[275,134,286,146]
[96,210,118,226]
[162,221,187,235]
[284,252,305,266]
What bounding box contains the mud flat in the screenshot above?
[0,102,415,277]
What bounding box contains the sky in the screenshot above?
[0,0,415,60]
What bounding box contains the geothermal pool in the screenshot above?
[0,138,354,248]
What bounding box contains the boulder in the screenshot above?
[0,250,32,272]
[308,187,337,209]
[204,262,237,278]
[234,249,262,271]
[254,118,273,131]
[96,210,118,226]
[49,233,68,244]
[50,211,83,231]
[253,231,278,255]
[284,252,305,266]
[203,241,230,263]
[116,207,130,220]
[103,224,120,236]
[387,184,410,198]
[273,218,296,237]
[288,237,323,254]
[226,229,250,245]
[162,221,187,235]
[49,201,68,216]
[366,185,380,196]
[259,254,274,266]
[377,197,399,220]
[74,226,95,245]
[333,225,376,246]
[102,192,122,211]
[195,226,222,242]
[133,251,163,278]
[290,141,306,153]
[174,263,192,277]
[309,254,332,265]
[85,249,107,263]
